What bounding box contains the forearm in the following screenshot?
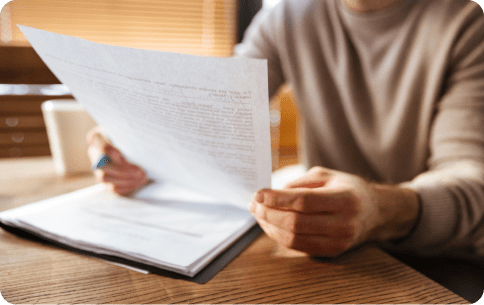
[374,160,484,260]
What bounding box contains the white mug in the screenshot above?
[41,99,97,175]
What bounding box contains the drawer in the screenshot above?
[0,95,73,115]
[0,145,51,158]
[0,131,49,146]
[0,115,46,130]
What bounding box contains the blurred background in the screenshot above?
[0,0,298,169]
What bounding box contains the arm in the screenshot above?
[87,126,148,195]
[250,2,484,258]
[383,11,484,256]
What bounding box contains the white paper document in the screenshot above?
[19,25,271,208]
[0,184,256,276]
[0,26,272,277]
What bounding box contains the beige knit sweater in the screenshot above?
[236,0,484,260]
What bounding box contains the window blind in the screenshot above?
[1,0,237,57]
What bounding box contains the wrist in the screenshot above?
[370,184,421,242]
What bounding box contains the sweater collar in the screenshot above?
[336,0,418,29]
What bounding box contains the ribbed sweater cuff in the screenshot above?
[387,181,458,252]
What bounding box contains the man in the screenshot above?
[88,0,484,262]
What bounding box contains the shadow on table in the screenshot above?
[390,252,484,303]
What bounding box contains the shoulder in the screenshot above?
[440,1,484,62]
[426,0,483,16]
[412,0,484,62]
[236,0,328,55]
[419,0,484,30]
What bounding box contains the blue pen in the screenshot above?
[92,154,111,170]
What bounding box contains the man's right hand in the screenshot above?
[87,126,148,195]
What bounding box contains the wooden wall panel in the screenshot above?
[0,47,61,84]
[0,95,72,158]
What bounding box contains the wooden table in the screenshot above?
[0,157,468,304]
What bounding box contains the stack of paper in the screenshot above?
[0,183,258,276]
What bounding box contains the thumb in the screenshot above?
[104,143,128,165]
[87,126,127,165]
[252,187,346,213]
[87,126,109,150]
[284,166,333,189]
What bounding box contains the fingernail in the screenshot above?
[248,201,255,212]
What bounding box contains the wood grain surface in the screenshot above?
[0,157,469,304]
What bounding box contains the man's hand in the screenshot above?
[87,126,148,195]
[248,166,420,256]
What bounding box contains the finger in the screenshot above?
[284,166,333,189]
[86,127,129,166]
[88,142,106,165]
[248,201,354,237]
[86,126,109,149]
[97,164,144,179]
[105,182,147,196]
[257,217,351,256]
[253,188,355,213]
[87,128,112,165]
[89,143,129,167]
[98,143,128,164]
[94,163,146,183]
[94,168,147,186]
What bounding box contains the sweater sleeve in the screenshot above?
[386,5,484,260]
[234,4,286,99]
